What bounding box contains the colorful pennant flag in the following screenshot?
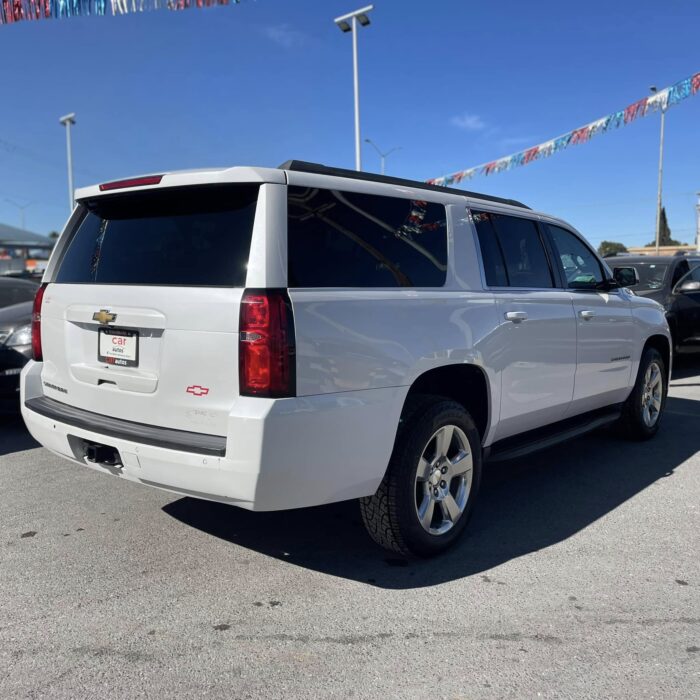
[427,71,700,187]
[0,0,240,24]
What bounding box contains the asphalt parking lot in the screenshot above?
[1,362,699,699]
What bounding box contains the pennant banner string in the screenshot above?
[0,0,240,24]
[427,71,700,187]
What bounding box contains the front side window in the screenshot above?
[472,210,553,288]
[547,225,604,290]
[671,260,690,287]
[676,265,700,287]
[287,187,447,288]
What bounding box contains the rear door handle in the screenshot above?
[504,311,528,323]
[579,310,596,320]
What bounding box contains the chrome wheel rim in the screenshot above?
[415,424,473,536]
[641,361,663,428]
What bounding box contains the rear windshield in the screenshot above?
[55,185,259,287]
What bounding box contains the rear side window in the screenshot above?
[287,186,447,288]
[472,211,553,288]
[55,185,259,287]
[472,211,508,287]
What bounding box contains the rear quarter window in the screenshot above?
[54,185,259,287]
[287,186,448,288]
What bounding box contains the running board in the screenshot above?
[485,406,622,463]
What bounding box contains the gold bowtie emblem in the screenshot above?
[92,309,117,324]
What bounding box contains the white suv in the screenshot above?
[21,161,671,556]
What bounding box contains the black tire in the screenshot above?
[618,347,667,440]
[359,395,482,557]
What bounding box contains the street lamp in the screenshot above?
[650,86,665,254]
[365,138,401,175]
[59,112,76,213]
[334,5,373,172]
[4,198,33,230]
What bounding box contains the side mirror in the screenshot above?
[613,266,639,288]
[676,279,700,294]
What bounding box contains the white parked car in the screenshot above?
[21,161,671,556]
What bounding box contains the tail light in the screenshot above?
[32,283,48,361]
[239,289,296,398]
[99,175,163,191]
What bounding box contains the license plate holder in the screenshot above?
[98,328,139,368]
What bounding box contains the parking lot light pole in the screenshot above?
[649,87,665,255]
[4,199,33,230]
[364,138,401,175]
[334,5,373,172]
[59,113,76,213]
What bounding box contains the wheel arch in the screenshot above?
[643,334,672,386]
[401,363,491,442]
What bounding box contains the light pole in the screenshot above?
[334,5,373,172]
[4,198,33,230]
[650,87,665,254]
[696,192,700,253]
[365,138,401,175]
[59,112,76,213]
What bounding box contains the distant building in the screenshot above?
[0,222,53,274]
[627,245,697,256]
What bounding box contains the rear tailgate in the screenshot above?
[40,184,259,436]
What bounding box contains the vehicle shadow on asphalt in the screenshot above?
[0,415,38,457]
[164,391,700,590]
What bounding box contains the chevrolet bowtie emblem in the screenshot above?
[92,309,117,325]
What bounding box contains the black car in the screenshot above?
[0,276,39,309]
[0,301,33,412]
[607,254,700,351]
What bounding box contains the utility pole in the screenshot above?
[650,87,665,254]
[334,6,374,171]
[364,138,401,175]
[4,199,33,230]
[59,113,76,213]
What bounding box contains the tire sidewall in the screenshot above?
[392,402,482,556]
[627,348,667,438]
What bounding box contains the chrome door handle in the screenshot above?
[504,311,528,323]
[579,310,595,320]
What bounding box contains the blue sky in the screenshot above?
[1,0,699,249]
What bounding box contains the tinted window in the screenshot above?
[0,281,37,308]
[472,211,508,287]
[548,225,603,290]
[479,213,553,288]
[678,266,700,285]
[671,260,690,287]
[55,185,259,286]
[287,187,447,288]
[617,262,669,292]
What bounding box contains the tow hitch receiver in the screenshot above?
[85,443,122,467]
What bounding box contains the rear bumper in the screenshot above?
[21,361,406,511]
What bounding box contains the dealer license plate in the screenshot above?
[98,328,139,367]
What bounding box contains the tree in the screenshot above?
[48,231,60,240]
[646,207,681,247]
[598,241,628,257]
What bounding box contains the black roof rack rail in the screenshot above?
[277,160,530,210]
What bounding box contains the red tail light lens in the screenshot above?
[31,283,48,361]
[239,289,296,398]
